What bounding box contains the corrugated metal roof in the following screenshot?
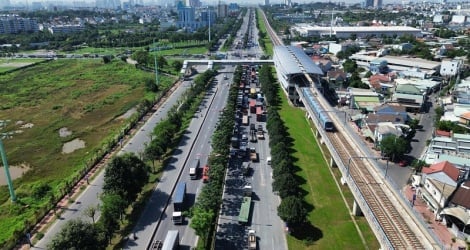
[273,46,323,76]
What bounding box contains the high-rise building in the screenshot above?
[264,0,269,6]
[217,3,227,18]
[374,0,382,8]
[0,15,39,34]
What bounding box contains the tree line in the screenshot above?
[48,69,218,249]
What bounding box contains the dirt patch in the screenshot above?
[0,163,30,186]
[62,138,85,154]
[117,107,137,120]
[59,127,72,137]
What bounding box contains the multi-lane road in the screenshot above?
[33,79,192,249]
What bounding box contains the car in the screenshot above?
[241,133,248,142]
[399,160,407,167]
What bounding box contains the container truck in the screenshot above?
[189,158,200,180]
[161,230,179,250]
[172,182,186,224]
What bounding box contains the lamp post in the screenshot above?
[153,38,159,87]
[0,140,17,202]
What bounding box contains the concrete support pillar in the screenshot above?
[352,200,363,216]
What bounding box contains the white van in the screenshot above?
[266,156,271,165]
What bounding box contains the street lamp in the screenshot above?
[0,140,17,202]
[152,38,159,87]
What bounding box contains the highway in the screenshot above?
[215,9,288,250]
[33,80,192,249]
[144,70,233,249]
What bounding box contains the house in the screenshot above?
[392,83,426,112]
[459,112,470,128]
[374,103,409,123]
[311,55,332,74]
[421,161,461,185]
[420,178,457,219]
[370,122,408,146]
[391,43,413,52]
[440,181,470,236]
[369,74,394,93]
[369,58,389,74]
[327,69,347,88]
[440,59,462,77]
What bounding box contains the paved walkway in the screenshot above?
[403,185,467,249]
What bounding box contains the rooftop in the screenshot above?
[422,161,460,181]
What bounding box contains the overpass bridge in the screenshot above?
[180,59,273,75]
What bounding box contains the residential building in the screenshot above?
[440,59,462,77]
[420,161,461,218]
[0,15,39,34]
[441,181,470,236]
[327,69,347,88]
[391,83,426,112]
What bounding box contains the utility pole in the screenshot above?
[153,38,159,87]
[208,6,211,42]
[0,140,17,202]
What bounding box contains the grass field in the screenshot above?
[256,9,274,56]
[278,92,380,249]
[0,58,175,246]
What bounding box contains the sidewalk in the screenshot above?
[403,185,467,249]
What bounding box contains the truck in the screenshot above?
[242,115,249,126]
[249,148,258,162]
[161,230,179,250]
[238,186,252,224]
[189,158,200,180]
[248,230,257,250]
[172,182,186,224]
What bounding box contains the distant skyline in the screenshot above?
[5,0,465,6]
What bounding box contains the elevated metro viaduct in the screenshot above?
[272,45,440,248]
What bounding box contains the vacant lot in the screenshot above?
[0,58,173,246]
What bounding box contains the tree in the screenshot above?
[411,159,427,173]
[103,153,149,203]
[101,193,127,221]
[83,205,98,223]
[273,173,299,199]
[343,59,357,74]
[171,60,183,71]
[190,207,214,246]
[48,219,104,250]
[380,135,408,162]
[131,50,150,66]
[277,195,307,226]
